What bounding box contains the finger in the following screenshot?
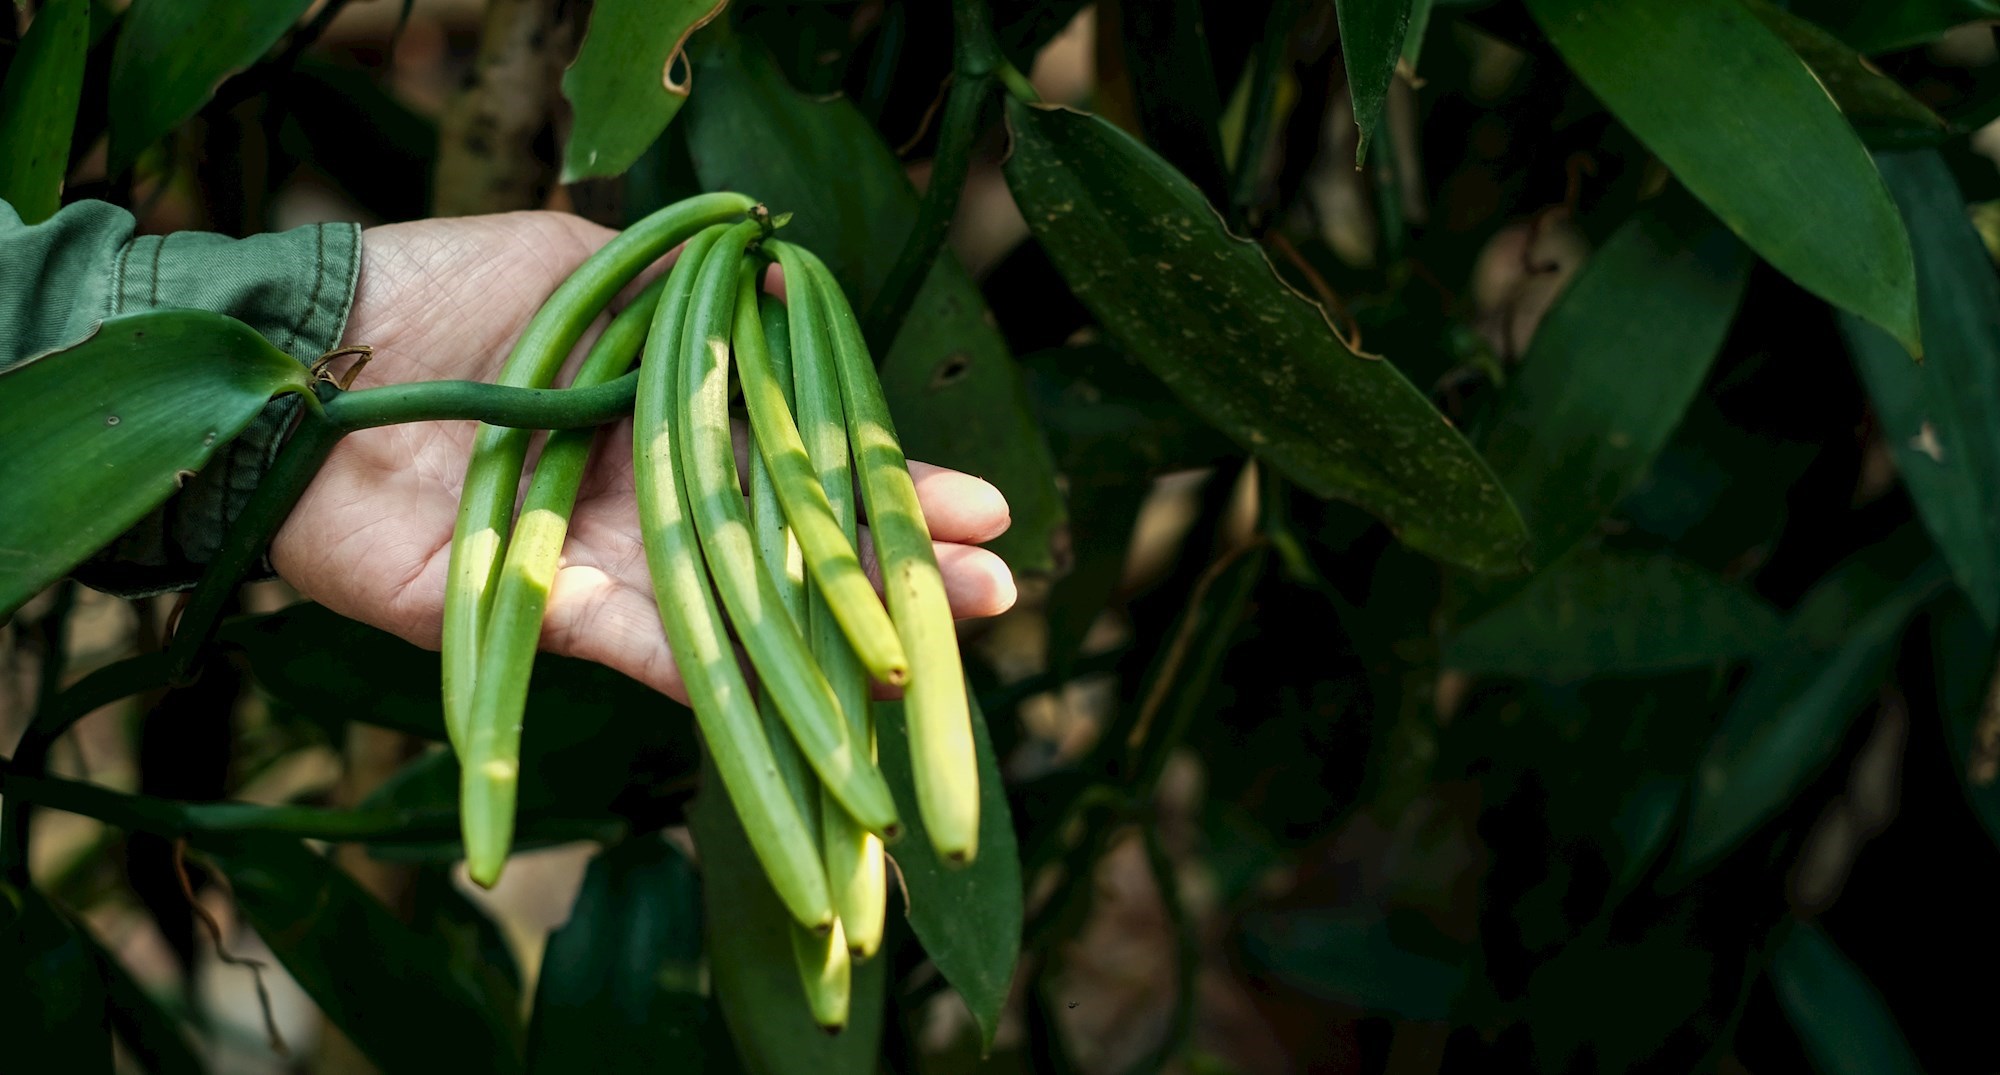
[854,526,1017,620]
[539,563,694,706]
[906,462,1011,545]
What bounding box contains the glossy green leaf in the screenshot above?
[0,0,88,222]
[876,691,1023,1052]
[1676,558,1947,874]
[560,0,725,183]
[0,884,113,1074]
[1784,0,2000,52]
[106,0,314,175]
[1771,926,1926,1075]
[1928,597,2000,851]
[1446,549,1782,682]
[1744,0,1948,149]
[683,30,1065,573]
[1003,99,1527,573]
[1524,0,1920,353]
[1843,151,2000,628]
[1480,208,1751,574]
[1336,0,1414,163]
[528,839,709,1073]
[0,311,311,618]
[687,764,886,1075]
[202,837,525,1073]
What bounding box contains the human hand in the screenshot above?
[268,211,1017,702]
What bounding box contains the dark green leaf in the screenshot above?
[1120,0,1228,196]
[1479,207,1751,573]
[106,0,314,175]
[203,837,525,1073]
[1783,0,2000,52]
[0,884,113,1074]
[687,765,887,1075]
[0,311,311,618]
[1336,0,1414,162]
[1446,549,1782,681]
[1002,100,1528,573]
[1927,597,2000,852]
[1843,151,2000,628]
[876,691,1023,1051]
[0,0,88,222]
[413,866,523,1044]
[1770,925,1926,1075]
[528,839,709,1073]
[1237,909,1465,1020]
[560,0,725,183]
[1675,558,1947,874]
[683,29,1065,573]
[1524,0,1920,353]
[1744,0,1948,149]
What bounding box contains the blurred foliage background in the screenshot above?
[6,0,2000,1072]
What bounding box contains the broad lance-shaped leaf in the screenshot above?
[0,0,89,223]
[688,760,887,1075]
[1003,99,1527,574]
[0,884,113,1074]
[1446,550,1782,682]
[0,311,312,619]
[201,837,525,1073]
[1479,206,1750,577]
[1336,0,1414,163]
[875,691,1023,1053]
[1675,557,1947,874]
[1743,0,1948,150]
[1842,151,2000,629]
[1783,0,2000,53]
[1524,0,1920,354]
[682,29,1065,574]
[107,0,315,175]
[528,839,709,1074]
[1771,926,1926,1075]
[560,0,726,183]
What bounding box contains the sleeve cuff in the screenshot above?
[72,221,362,599]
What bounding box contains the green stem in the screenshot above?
[1227,0,1295,230]
[0,762,623,846]
[861,0,1003,353]
[996,61,1040,104]
[1120,829,1198,1075]
[325,370,641,431]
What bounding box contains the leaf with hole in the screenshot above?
[560,0,727,183]
[0,311,311,619]
[1003,99,1527,573]
[1524,0,1919,353]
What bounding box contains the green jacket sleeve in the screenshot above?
[0,198,361,597]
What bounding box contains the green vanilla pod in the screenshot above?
[459,274,670,887]
[773,241,980,864]
[634,222,833,931]
[443,192,756,750]
[679,224,900,838]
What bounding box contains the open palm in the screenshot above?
[269,211,1016,704]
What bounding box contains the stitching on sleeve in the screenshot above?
[149,232,167,309]
[284,225,329,358]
